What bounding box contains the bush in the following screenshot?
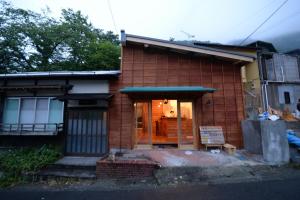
[0,145,61,187]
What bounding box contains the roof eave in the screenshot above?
[0,70,121,79]
[124,35,255,62]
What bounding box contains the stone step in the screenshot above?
[38,168,96,180]
[36,156,101,180]
[46,163,96,171]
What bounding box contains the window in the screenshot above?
[2,97,64,132]
[284,91,291,104]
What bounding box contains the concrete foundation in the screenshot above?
[241,120,262,154]
[242,120,290,164]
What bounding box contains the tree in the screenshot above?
[0,1,34,72]
[0,1,120,72]
[57,9,120,70]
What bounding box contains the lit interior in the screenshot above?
[135,100,194,146]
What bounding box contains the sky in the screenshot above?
[10,0,300,45]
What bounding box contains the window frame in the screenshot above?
[3,97,64,125]
[283,91,291,104]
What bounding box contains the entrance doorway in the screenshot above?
[65,109,108,155]
[134,100,195,149]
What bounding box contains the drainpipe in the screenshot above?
[261,83,266,110]
[280,65,285,82]
[264,81,269,110]
[257,50,267,111]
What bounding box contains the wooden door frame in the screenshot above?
[133,99,196,150]
[177,100,196,150]
[133,101,152,149]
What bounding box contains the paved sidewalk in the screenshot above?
[122,149,266,167]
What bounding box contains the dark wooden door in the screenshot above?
[66,109,108,155]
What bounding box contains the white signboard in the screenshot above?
[200,126,225,145]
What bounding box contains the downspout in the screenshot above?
[257,50,267,111]
[261,83,266,110]
[280,64,285,82]
[119,30,126,154]
[264,81,269,110]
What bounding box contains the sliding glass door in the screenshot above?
[134,101,152,148]
[178,101,195,149]
[133,100,195,149]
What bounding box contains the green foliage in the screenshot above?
[0,145,61,187]
[0,1,120,72]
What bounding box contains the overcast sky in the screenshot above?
[11,0,300,44]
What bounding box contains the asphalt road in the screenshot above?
[1,178,299,200]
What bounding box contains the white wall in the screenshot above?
[69,80,108,94]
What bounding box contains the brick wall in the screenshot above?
[96,159,159,179]
[109,44,245,149]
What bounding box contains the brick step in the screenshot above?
[96,158,160,179]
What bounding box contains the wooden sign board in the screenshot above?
[199,126,225,145]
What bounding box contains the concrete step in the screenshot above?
[37,156,101,180]
[38,168,96,180]
[46,163,96,171]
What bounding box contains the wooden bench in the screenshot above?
[204,144,223,151]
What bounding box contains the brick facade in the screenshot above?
[109,44,245,149]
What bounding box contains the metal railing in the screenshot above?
[0,123,64,136]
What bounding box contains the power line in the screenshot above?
[107,0,118,33]
[230,0,278,33]
[256,10,300,35]
[239,0,289,45]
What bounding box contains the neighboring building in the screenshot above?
[243,41,300,113]
[0,71,120,156]
[259,49,300,112]
[108,31,255,150]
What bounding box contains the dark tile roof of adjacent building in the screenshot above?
[193,42,257,51]
[246,40,277,53]
[286,49,300,56]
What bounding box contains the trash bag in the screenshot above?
[287,130,300,147]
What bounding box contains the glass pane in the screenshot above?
[35,98,48,123]
[34,98,49,131]
[180,102,194,145]
[135,102,150,145]
[19,98,35,130]
[2,99,19,131]
[152,100,178,145]
[19,98,35,124]
[3,99,19,124]
[162,100,177,117]
[48,99,63,130]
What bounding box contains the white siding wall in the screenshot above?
[69,80,108,94]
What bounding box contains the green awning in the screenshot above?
[120,86,216,93]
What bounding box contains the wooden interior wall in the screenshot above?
[152,100,163,135]
[109,44,245,149]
